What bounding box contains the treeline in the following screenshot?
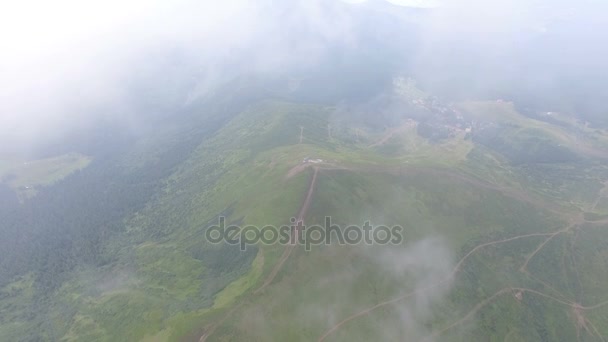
[0,80,268,297]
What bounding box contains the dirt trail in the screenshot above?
[418,286,594,342]
[419,289,512,342]
[588,321,607,342]
[298,168,319,226]
[453,167,566,216]
[425,285,608,342]
[198,303,244,342]
[255,167,318,293]
[197,168,319,342]
[317,232,556,341]
[318,198,605,341]
[519,222,578,273]
[295,162,570,219]
[319,171,608,342]
[286,163,309,180]
[592,181,608,211]
[368,123,414,148]
[318,233,555,342]
[286,162,349,181]
[430,169,568,217]
[199,161,605,342]
[334,164,573,219]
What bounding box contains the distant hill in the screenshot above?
[2,75,608,341]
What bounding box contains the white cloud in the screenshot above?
[0,0,361,153]
[1,0,606,154]
[385,0,441,8]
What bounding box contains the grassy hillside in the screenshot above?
[0,153,91,199]
[2,90,608,342]
[188,98,608,342]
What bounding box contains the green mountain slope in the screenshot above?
[2,83,608,342]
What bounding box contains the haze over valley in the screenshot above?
[1,1,608,341]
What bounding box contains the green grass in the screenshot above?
[15,100,337,342]
[4,96,608,342]
[208,168,574,341]
[0,153,91,199]
[168,99,608,342]
[212,249,264,310]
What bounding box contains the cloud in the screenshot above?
[236,237,455,340]
[368,237,454,340]
[312,238,455,340]
[0,0,362,155]
[409,0,608,106]
[2,0,607,155]
[386,0,441,8]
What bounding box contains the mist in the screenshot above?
[2,1,607,340]
[0,0,362,156]
[236,237,455,341]
[2,0,606,157]
[411,0,608,120]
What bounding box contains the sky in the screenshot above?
[1,0,606,156]
[0,0,360,154]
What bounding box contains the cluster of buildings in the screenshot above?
[409,96,475,140]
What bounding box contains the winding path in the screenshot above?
[198,167,319,342]
[255,167,319,293]
[317,173,608,342]
[198,161,607,342]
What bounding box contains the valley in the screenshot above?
[2,84,608,342]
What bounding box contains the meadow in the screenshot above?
[2,93,608,342]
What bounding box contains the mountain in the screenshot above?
[2,1,608,341]
[2,74,608,341]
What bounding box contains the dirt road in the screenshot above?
[317,170,608,342]
[255,167,319,293]
[197,167,320,342]
[199,161,602,342]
